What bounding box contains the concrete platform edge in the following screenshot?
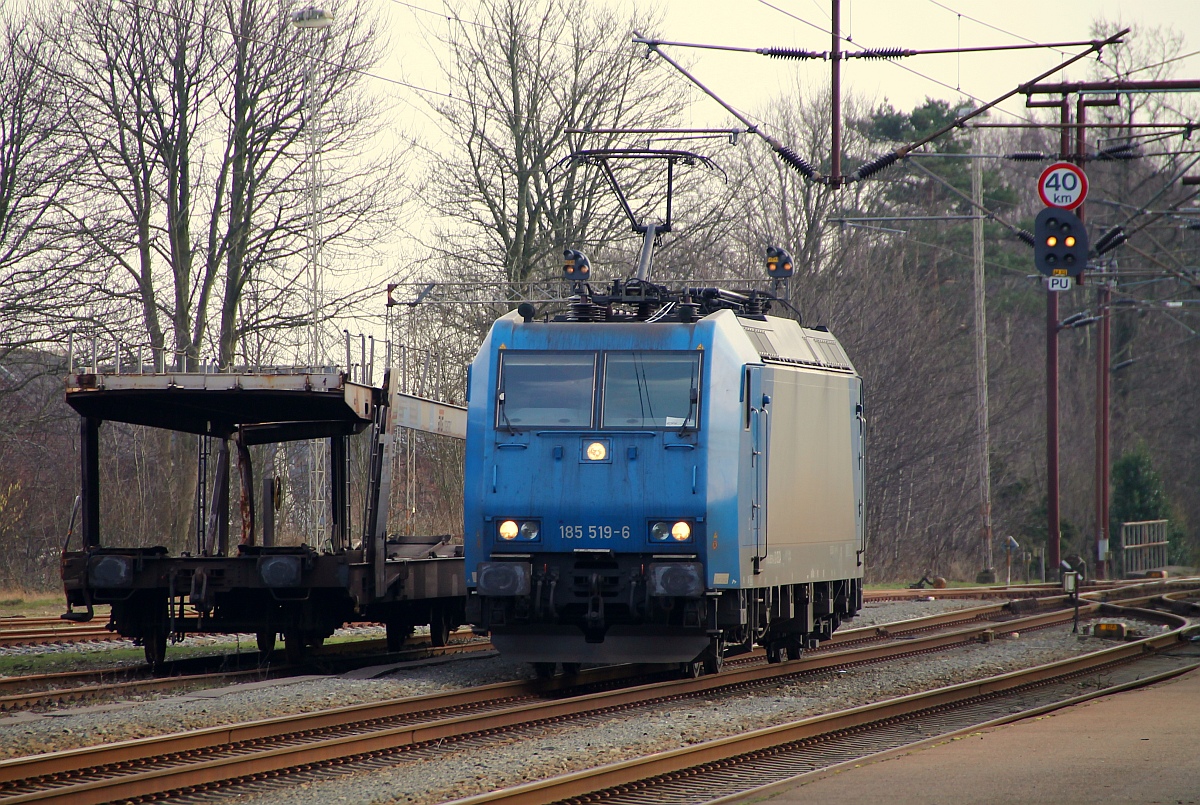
[706,659,1200,805]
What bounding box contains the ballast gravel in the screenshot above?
[0,599,1166,805]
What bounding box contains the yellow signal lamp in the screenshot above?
[765,245,795,278]
[563,248,590,280]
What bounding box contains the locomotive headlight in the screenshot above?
[651,522,672,541]
[586,441,607,461]
[671,521,692,541]
[498,519,540,541]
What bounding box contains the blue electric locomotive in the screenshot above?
[464,276,865,674]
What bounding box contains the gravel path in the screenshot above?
[0,600,1164,804]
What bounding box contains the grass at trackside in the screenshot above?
[0,609,386,679]
[0,645,148,677]
[0,634,278,678]
[0,592,74,619]
[864,579,1048,591]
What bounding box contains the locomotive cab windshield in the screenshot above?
[497,352,595,428]
[602,352,699,429]
[496,350,701,431]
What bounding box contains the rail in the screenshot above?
[0,593,1173,803]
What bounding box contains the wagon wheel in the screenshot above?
[256,630,277,654]
[386,620,414,652]
[283,628,305,664]
[428,608,451,648]
[143,628,168,669]
[533,662,556,679]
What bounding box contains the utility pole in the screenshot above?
[830,0,842,186]
[1026,94,1070,578]
[1075,92,1120,580]
[292,5,334,549]
[971,123,994,582]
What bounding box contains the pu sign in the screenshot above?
[1038,162,1088,210]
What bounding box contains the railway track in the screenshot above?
[2,578,1166,648]
[0,616,117,647]
[0,630,488,713]
[456,614,1199,804]
[862,577,1196,601]
[0,591,1183,805]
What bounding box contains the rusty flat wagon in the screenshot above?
[60,366,466,665]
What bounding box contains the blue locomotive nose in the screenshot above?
[464,303,865,670]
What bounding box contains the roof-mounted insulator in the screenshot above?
[1095,143,1140,161]
[1016,229,1035,247]
[773,143,818,180]
[1094,226,1128,255]
[1006,152,1049,162]
[756,47,826,60]
[852,152,900,181]
[847,48,914,59]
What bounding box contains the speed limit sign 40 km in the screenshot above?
[1038,162,1088,210]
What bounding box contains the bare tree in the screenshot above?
[35,0,400,549]
[419,0,686,287]
[0,4,96,374]
[57,0,397,369]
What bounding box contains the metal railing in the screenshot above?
[1120,519,1169,576]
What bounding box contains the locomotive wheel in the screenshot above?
[679,660,705,678]
[256,630,276,654]
[429,608,451,647]
[386,620,414,652]
[561,662,581,675]
[143,629,168,669]
[703,649,724,675]
[533,662,556,679]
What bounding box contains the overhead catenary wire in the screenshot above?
[751,0,1072,130]
[903,158,1031,245]
[634,32,821,182]
[849,28,1130,182]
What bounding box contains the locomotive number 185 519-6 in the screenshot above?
[559,525,631,539]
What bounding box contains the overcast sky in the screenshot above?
[377,0,1200,138]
